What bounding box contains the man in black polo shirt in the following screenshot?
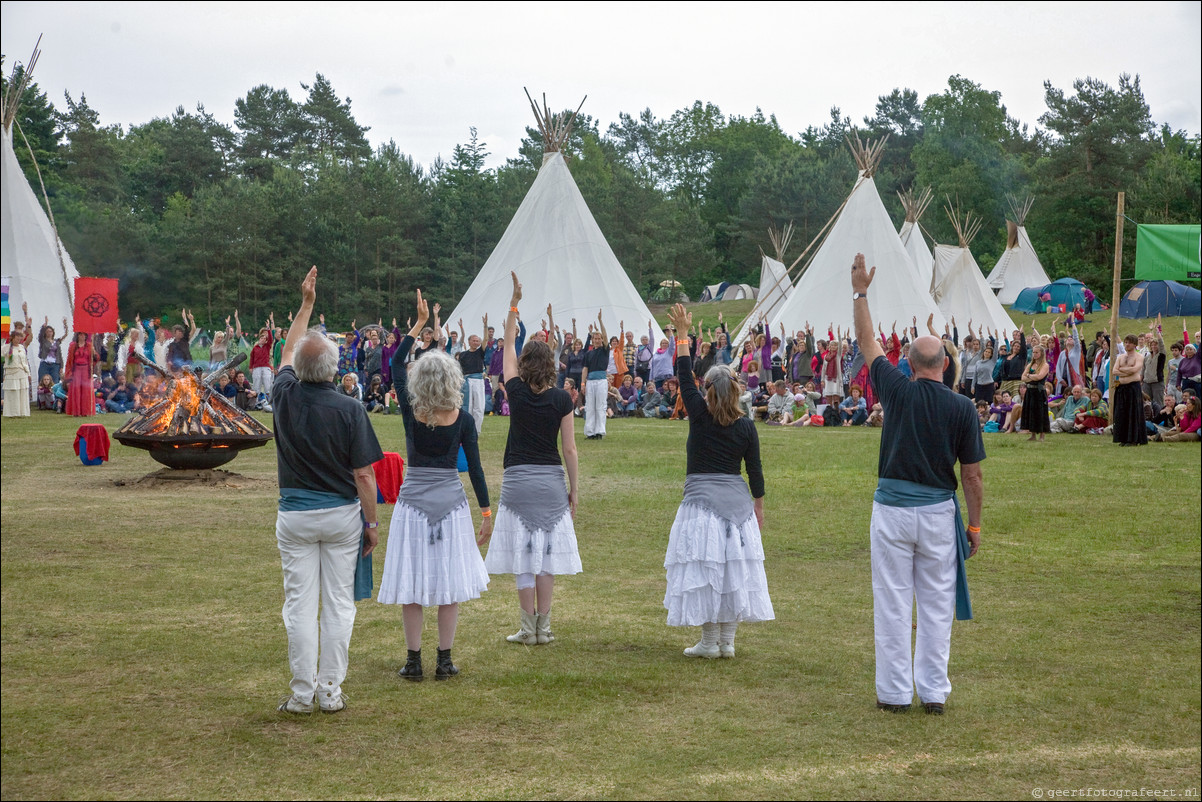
[273,266,383,715]
[851,253,984,716]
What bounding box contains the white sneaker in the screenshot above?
[318,692,346,714]
[719,643,736,658]
[277,694,314,714]
[683,641,721,659]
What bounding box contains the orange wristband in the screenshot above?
[676,339,690,349]
[510,307,519,313]
[967,525,980,534]
[480,508,492,518]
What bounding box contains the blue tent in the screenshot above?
[1010,278,1090,314]
[1119,280,1202,318]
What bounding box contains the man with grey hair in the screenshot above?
[272,266,383,714]
[851,253,984,716]
[1049,385,1089,433]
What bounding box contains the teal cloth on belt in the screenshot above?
[588,370,607,380]
[873,477,973,621]
[278,488,373,602]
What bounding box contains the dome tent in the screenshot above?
[1010,278,1090,315]
[1119,280,1201,318]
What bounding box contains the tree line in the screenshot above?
[3,63,1199,330]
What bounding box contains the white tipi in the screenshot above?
[447,92,663,343]
[931,203,1016,334]
[1,40,79,369]
[986,195,1051,305]
[731,222,794,346]
[897,186,935,292]
[769,134,944,337]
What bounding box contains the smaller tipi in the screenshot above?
[931,202,1016,335]
[897,186,935,292]
[986,195,1051,304]
[731,222,795,346]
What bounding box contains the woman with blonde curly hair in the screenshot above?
[662,303,774,659]
[482,272,581,646]
[379,290,492,682]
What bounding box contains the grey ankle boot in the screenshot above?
[535,612,555,644]
[506,610,538,644]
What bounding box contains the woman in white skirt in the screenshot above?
[662,303,774,658]
[379,290,493,681]
[482,272,580,645]
[2,306,33,418]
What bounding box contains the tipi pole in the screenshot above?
[1107,191,1124,421]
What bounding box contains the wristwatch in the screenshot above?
[852,293,867,301]
[365,522,379,529]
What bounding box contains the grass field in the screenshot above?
[1,408,1199,800]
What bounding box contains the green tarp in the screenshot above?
[1135,224,1201,280]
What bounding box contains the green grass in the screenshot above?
[1,410,1199,800]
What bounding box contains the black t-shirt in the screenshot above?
[870,356,985,491]
[504,378,574,469]
[677,354,765,498]
[458,348,485,375]
[583,346,609,373]
[272,366,384,497]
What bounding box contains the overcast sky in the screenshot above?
[3,1,1199,171]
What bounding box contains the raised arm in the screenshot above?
[852,254,886,363]
[504,273,521,382]
[596,309,608,345]
[279,267,317,370]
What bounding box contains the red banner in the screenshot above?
[73,277,119,333]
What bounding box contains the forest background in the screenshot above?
[3,63,1200,329]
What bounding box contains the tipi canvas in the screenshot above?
[447,94,662,341]
[731,223,794,346]
[987,196,1050,304]
[897,186,935,292]
[1,42,79,374]
[932,204,1016,334]
[770,135,944,337]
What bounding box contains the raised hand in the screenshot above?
[510,271,523,305]
[300,266,317,306]
[433,303,441,316]
[666,303,692,333]
[414,290,429,327]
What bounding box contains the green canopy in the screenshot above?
[1135,224,1201,280]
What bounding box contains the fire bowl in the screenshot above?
[113,431,273,470]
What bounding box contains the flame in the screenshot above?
[140,372,205,435]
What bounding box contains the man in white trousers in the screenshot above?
[851,253,984,715]
[272,266,384,714]
[457,317,487,433]
[581,313,611,440]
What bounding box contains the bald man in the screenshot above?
[851,253,985,715]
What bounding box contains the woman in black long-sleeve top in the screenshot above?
[662,304,775,660]
[378,290,492,682]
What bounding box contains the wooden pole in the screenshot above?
[1107,191,1124,421]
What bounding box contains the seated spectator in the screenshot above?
[1004,384,1028,433]
[563,378,580,416]
[1073,388,1109,433]
[640,381,663,419]
[1153,396,1200,442]
[1049,384,1090,433]
[53,378,69,410]
[1151,393,1177,427]
[105,375,136,413]
[606,383,622,418]
[618,375,642,416]
[866,402,884,428]
[976,400,990,428]
[656,377,680,419]
[364,374,388,413]
[784,393,812,426]
[839,385,868,426]
[338,372,362,401]
[36,374,57,411]
[231,370,255,411]
[989,391,1013,427]
[764,380,792,424]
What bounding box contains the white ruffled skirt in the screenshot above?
[484,505,583,576]
[377,501,490,606]
[663,503,775,627]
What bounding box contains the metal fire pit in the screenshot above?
[113,353,272,471]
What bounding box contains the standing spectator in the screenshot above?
[581,312,610,440]
[36,316,68,386]
[1021,345,1051,442]
[852,253,983,715]
[272,266,383,715]
[1112,335,1148,446]
[165,309,196,371]
[1141,316,1167,404]
[250,326,276,411]
[1177,343,1201,397]
[456,316,488,433]
[65,331,97,417]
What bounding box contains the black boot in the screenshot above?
[435,647,459,680]
[399,649,423,682]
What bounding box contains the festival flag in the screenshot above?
[1,277,10,340]
[73,277,120,333]
[1135,224,1202,281]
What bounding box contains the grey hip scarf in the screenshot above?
[400,467,468,543]
[681,474,754,528]
[499,464,571,538]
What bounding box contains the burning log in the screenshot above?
[203,352,248,388]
